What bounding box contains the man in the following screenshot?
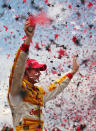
[7,19,79,131]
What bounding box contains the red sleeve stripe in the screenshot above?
[20,43,30,53]
[66,73,73,79]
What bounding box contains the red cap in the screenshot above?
[25,59,47,71]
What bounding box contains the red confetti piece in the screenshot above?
[58,48,67,58]
[83,29,87,33]
[88,2,93,8]
[54,56,57,58]
[72,36,77,43]
[92,124,96,127]
[72,36,81,46]
[74,115,82,122]
[76,126,81,131]
[23,0,26,3]
[35,42,40,50]
[80,24,83,27]
[68,4,71,9]
[51,70,57,74]
[61,123,65,127]
[4,38,7,41]
[89,35,92,38]
[3,25,8,31]
[55,34,59,40]
[22,35,26,39]
[64,119,67,122]
[44,0,48,4]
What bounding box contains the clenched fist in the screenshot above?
[24,19,35,40]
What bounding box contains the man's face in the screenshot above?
[27,68,41,83]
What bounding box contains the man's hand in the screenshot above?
[71,55,79,75]
[24,19,35,40]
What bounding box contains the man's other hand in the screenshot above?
[71,55,79,75]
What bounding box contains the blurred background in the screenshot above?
[0,0,96,130]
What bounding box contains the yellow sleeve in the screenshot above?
[8,44,30,99]
[44,73,73,103]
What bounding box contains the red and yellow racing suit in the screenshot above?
[7,43,73,131]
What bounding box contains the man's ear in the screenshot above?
[24,69,29,76]
[26,70,29,76]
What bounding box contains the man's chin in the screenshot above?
[34,79,39,83]
[32,78,39,83]
[28,77,39,83]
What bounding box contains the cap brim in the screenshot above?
[32,64,47,71]
[40,64,47,71]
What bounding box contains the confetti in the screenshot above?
[22,35,26,39]
[72,36,81,46]
[44,0,48,4]
[35,42,41,50]
[58,48,67,59]
[54,34,59,40]
[68,5,71,9]
[3,25,8,31]
[88,2,93,8]
[0,0,96,130]
[23,0,26,3]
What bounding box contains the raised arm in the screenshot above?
[44,56,79,103]
[8,20,35,97]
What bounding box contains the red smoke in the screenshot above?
[27,12,52,26]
